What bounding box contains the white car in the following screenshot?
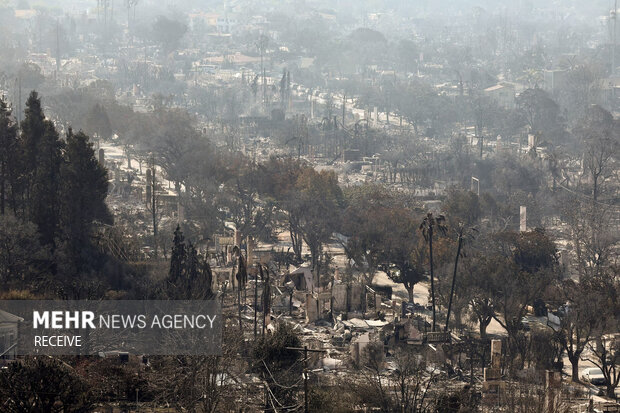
[581,367,606,385]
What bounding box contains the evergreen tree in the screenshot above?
[168,225,186,287]
[31,120,63,248]
[186,241,213,299]
[202,259,213,297]
[0,97,19,215]
[166,226,213,299]
[59,129,110,272]
[0,213,49,289]
[235,254,248,290]
[0,357,94,411]
[20,91,46,213]
[85,103,112,141]
[185,241,200,290]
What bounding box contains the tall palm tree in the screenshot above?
[124,0,138,27]
[233,246,247,333]
[420,213,447,332]
[260,264,271,336]
[445,224,477,332]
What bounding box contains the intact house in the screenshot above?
[0,309,22,360]
[484,83,516,109]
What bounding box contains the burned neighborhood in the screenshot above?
[0,0,618,412]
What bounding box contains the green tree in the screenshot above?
[20,91,47,215]
[151,16,187,53]
[549,280,601,382]
[84,103,112,141]
[343,187,426,303]
[252,321,301,409]
[59,129,110,273]
[261,156,308,262]
[488,230,559,369]
[576,106,619,203]
[460,255,496,338]
[395,39,418,74]
[295,168,343,287]
[516,88,564,145]
[165,225,213,299]
[222,155,275,243]
[0,213,49,289]
[341,184,393,286]
[380,217,427,305]
[0,357,94,412]
[442,189,481,227]
[31,119,64,247]
[0,97,18,215]
[168,225,186,284]
[17,62,45,90]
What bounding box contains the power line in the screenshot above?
[556,182,620,211]
[261,360,303,390]
[284,346,326,413]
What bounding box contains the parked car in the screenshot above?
[581,367,606,385]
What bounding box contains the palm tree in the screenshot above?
[445,224,477,332]
[124,0,138,27]
[233,246,247,333]
[261,265,271,336]
[419,213,447,331]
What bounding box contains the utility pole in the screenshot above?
[55,19,60,81]
[261,264,270,337]
[104,0,108,31]
[262,54,266,112]
[143,44,147,92]
[284,346,326,413]
[150,155,158,258]
[237,258,242,334]
[613,0,618,76]
[304,346,308,413]
[256,35,268,114]
[17,76,21,124]
[259,44,264,110]
[253,265,258,337]
[14,77,20,124]
[445,227,464,332]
